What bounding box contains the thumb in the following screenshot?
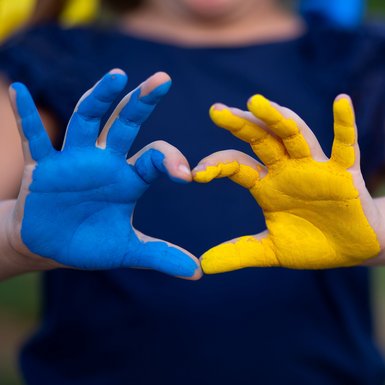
[201,231,279,274]
[125,232,202,280]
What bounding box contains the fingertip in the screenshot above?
[9,82,29,102]
[109,68,126,76]
[150,71,172,85]
[334,94,353,110]
[192,171,205,183]
[8,83,17,103]
[138,147,192,184]
[104,69,128,89]
[177,257,203,280]
[167,249,202,279]
[9,82,35,116]
[165,162,192,184]
[200,256,215,274]
[247,94,284,127]
[193,173,210,184]
[200,243,235,274]
[192,165,219,183]
[210,102,227,112]
[8,83,21,116]
[247,94,266,109]
[86,70,128,106]
[10,82,25,93]
[209,104,222,121]
[162,161,192,184]
[210,105,243,131]
[139,80,172,103]
[185,265,203,280]
[251,95,279,120]
[209,103,228,117]
[140,72,172,102]
[248,94,276,116]
[175,163,192,183]
[192,163,207,174]
[134,238,202,279]
[333,94,355,125]
[247,94,266,118]
[334,93,352,103]
[158,144,192,183]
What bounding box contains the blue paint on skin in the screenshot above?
[14,75,198,278]
[135,149,167,184]
[135,149,190,185]
[12,83,54,160]
[65,71,128,149]
[140,80,172,104]
[107,80,172,155]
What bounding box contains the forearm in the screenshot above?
[0,200,55,282]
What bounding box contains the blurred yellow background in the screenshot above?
[0,1,385,384]
[0,0,99,41]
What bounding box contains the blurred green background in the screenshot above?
[1,1,385,385]
[370,0,385,14]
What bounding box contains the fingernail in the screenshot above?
[178,164,191,176]
[192,164,207,173]
[109,68,125,75]
[211,103,227,111]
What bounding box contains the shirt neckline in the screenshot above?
[94,19,310,52]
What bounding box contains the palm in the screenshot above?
[31,147,145,198]
[11,71,200,278]
[23,148,146,268]
[195,94,381,273]
[254,159,377,269]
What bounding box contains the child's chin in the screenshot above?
[180,0,244,19]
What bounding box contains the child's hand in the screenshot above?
[8,70,201,279]
[193,95,385,273]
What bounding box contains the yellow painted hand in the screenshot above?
[194,95,384,273]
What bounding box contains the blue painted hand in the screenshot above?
[9,69,201,279]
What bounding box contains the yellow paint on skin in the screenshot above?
[194,161,260,189]
[194,162,239,183]
[248,95,311,159]
[331,97,357,168]
[209,106,287,166]
[196,96,380,274]
[201,236,278,273]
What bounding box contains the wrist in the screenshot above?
[0,200,58,281]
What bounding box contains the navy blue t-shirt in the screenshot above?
[1,19,385,385]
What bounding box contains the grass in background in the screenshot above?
[0,274,40,385]
[373,268,385,355]
[368,0,385,15]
